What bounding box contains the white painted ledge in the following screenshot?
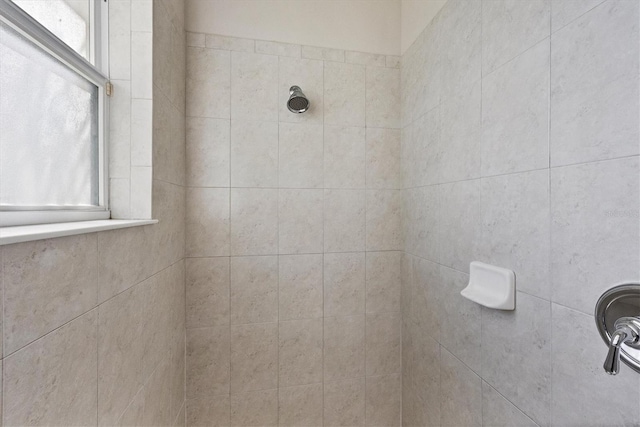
[0,219,158,245]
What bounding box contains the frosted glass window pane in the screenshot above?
[0,21,99,208]
[11,0,91,62]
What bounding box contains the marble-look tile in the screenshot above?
[439,79,481,183]
[278,254,323,321]
[366,66,400,129]
[279,57,324,123]
[230,323,278,393]
[324,315,365,381]
[230,188,278,256]
[230,389,278,427]
[186,117,230,187]
[186,47,230,119]
[365,374,402,427]
[3,311,97,427]
[324,126,366,189]
[346,51,386,67]
[279,318,323,387]
[230,120,278,187]
[439,0,481,99]
[366,128,401,189]
[550,0,639,166]
[186,257,230,329]
[171,334,186,426]
[480,170,550,300]
[412,330,440,427]
[231,52,278,121]
[256,40,300,57]
[482,382,538,427]
[130,167,152,219]
[324,378,365,427]
[400,253,414,321]
[324,252,366,317]
[116,386,144,427]
[302,45,345,62]
[108,79,131,179]
[550,0,605,32]
[230,256,278,325]
[438,179,481,273]
[150,180,186,271]
[278,123,323,188]
[206,34,255,52]
[324,189,366,253]
[366,312,401,376]
[142,356,172,427]
[400,125,414,189]
[3,234,98,355]
[411,22,442,122]
[98,281,145,426]
[551,304,640,426]
[482,0,550,74]
[412,107,441,187]
[186,188,230,257]
[482,292,551,426]
[278,384,323,427]
[131,98,153,167]
[366,190,402,251]
[187,396,230,427]
[551,157,639,314]
[482,39,550,176]
[365,251,401,314]
[440,348,482,426]
[186,326,230,399]
[386,55,401,68]
[405,186,439,261]
[438,266,482,374]
[278,189,323,254]
[186,32,205,47]
[324,62,366,127]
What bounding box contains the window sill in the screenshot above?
[0,219,158,246]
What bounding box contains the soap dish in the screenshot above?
[461,261,515,310]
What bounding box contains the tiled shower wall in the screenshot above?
[401,0,640,426]
[0,1,187,425]
[184,33,403,426]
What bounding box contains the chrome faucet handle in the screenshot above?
[604,317,640,375]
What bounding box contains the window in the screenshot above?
[0,0,109,227]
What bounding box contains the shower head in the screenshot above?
[287,85,310,114]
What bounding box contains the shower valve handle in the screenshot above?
[603,317,640,375]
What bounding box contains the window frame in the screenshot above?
[0,0,111,227]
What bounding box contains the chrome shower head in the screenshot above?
[287,85,310,114]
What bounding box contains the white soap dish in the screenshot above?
[461,262,515,310]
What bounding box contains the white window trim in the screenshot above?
[0,0,112,228]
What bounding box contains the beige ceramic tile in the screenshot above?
[186,47,230,119]
[206,34,255,52]
[231,52,278,121]
[230,323,278,393]
[324,252,366,317]
[278,383,323,427]
[366,189,402,251]
[324,190,366,253]
[324,378,365,427]
[230,120,278,187]
[186,188,230,257]
[187,396,231,427]
[301,45,345,62]
[278,122,323,187]
[324,62,365,127]
[256,40,301,57]
[186,117,230,187]
[186,257,230,329]
[365,374,402,427]
[278,57,324,123]
[366,66,401,128]
[3,311,97,426]
[366,128,401,189]
[278,254,323,321]
[346,51,386,67]
[366,312,401,376]
[142,356,172,427]
[230,256,278,325]
[366,251,401,314]
[324,126,366,189]
[324,315,365,381]
[279,318,323,387]
[278,189,323,254]
[3,234,98,356]
[230,389,278,427]
[186,326,230,399]
[230,189,278,256]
